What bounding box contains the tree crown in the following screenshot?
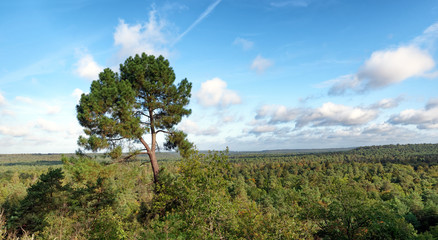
[76,53,192,159]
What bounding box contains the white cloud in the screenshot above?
[222,116,235,123]
[72,88,84,101]
[389,99,438,129]
[178,119,219,136]
[255,102,377,128]
[426,98,438,110]
[249,125,277,135]
[296,102,378,128]
[371,96,404,109]
[114,10,170,59]
[362,123,403,135]
[15,96,33,104]
[67,122,83,136]
[360,46,434,87]
[329,46,435,95]
[413,22,438,49]
[2,109,15,117]
[196,78,241,107]
[34,118,62,133]
[75,54,103,81]
[256,105,300,123]
[251,55,273,74]
[0,125,29,137]
[328,22,438,95]
[233,37,254,50]
[46,105,61,115]
[0,92,5,106]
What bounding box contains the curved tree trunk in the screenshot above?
[139,137,160,183]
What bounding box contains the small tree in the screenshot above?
[76,53,193,183]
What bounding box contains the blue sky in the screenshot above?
[1,0,438,153]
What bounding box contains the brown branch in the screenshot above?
[139,137,152,154]
[135,111,150,118]
[156,130,171,134]
[113,151,148,163]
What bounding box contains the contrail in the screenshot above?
[172,0,222,46]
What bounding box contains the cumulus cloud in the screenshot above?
[256,105,300,123]
[255,102,378,128]
[388,98,438,129]
[178,119,219,136]
[196,78,241,107]
[296,102,378,128]
[327,22,438,95]
[114,10,170,59]
[360,46,434,87]
[329,46,435,95]
[75,54,103,81]
[233,37,254,50]
[251,55,273,74]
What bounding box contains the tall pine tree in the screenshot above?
[76,53,193,183]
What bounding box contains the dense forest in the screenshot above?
[0,143,437,239]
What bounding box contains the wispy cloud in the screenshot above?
[172,0,222,46]
[251,55,273,74]
[233,37,254,50]
[0,125,30,137]
[0,92,5,106]
[15,96,33,104]
[370,96,405,109]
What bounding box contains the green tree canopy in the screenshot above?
[76,53,193,182]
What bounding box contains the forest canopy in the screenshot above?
[0,143,437,239]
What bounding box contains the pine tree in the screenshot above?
[76,53,193,183]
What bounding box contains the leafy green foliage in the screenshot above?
[1,143,437,239]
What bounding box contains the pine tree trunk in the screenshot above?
[149,151,159,183]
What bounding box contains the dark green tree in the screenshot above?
[76,53,193,183]
[7,168,66,235]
